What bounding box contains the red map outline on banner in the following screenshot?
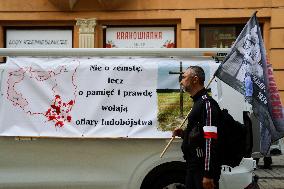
[6,61,79,128]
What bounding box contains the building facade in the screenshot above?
[0,0,283,102]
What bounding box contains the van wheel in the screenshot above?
[150,171,186,189]
[162,183,186,189]
[140,161,186,189]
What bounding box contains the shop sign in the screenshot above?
[6,29,72,48]
[105,27,175,48]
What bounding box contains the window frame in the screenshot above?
[196,18,270,50]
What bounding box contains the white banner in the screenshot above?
[0,57,173,138]
[0,57,218,138]
[105,27,175,48]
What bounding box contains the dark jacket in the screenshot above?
[181,88,220,179]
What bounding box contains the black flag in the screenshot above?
[215,12,284,154]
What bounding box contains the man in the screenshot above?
[173,66,221,189]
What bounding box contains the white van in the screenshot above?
[0,48,257,189]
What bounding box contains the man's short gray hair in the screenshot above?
[188,66,205,85]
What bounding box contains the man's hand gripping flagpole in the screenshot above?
[160,75,216,158]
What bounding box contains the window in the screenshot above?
[200,24,245,48]
[200,24,264,48]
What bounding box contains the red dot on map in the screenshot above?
[67,116,71,122]
[68,100,74,105]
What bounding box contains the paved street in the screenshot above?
[255,155,284,189]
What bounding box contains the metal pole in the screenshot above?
[0,48,230,57]
[179,61,183,118]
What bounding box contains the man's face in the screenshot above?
[180,69,196,94]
